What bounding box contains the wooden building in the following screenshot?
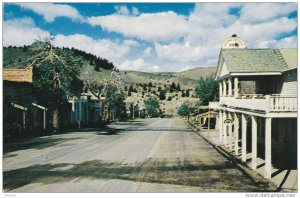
[215,35,297,179]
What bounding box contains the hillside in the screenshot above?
[3,46,114,71]
[3,46,216,90]
[119,67,216,90]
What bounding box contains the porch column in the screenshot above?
[219,110,223,145]
[234,113,239,156]
[219,82,223,97]
[234,77,239,98]
[241,114,247,162]
[43,110,46,130]
[223,80,227,96]
[265,118,272,178]
[228,113,233,151]
[228,78,232,97]
[223,111,227,146]
[251,116,258,170]
[22,110,26,131]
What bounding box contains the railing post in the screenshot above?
[265,95,271,113]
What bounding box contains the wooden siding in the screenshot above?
[281,69,297,96]
[3,67,32,83]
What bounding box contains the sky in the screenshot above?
[3,2,298,72]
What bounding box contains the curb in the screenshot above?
[186,121,278,192]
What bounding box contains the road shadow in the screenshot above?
[3,137,83,154]
[3,159,265,192]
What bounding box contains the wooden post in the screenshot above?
[234,77,239,98]
[219,111,223,145]
[207,111,211,138]
[265,118,272,178]
[251,116,257,170]
[223,111,227,146]
[228,78,232,96]
[22,110,26,132]
[43,110,46,130]
[234,113,239,156]
[228,113,233,151]
[242,114,247,162]
[132,103,135,119]
[219,82,223,97]
[223,80,227,96]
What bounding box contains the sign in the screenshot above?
[224,119,232,124]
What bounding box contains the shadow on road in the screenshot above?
[3,159,265,192]
[3,137,83,154]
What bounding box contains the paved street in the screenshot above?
[3,118,264,192]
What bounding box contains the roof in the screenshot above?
[3,67,33,83]
[220,49,288,73]
[279,49,297,70]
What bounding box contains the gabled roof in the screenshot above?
[279,49,297,70]
[221,49,288,73]
[215,48,298,79]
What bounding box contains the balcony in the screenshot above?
[220,94,297,113]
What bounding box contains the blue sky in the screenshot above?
[3,3,298,72]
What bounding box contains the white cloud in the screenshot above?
[240,3,297,23]
[143,47,153,57]
[3,17,50,46]
[114,5,130,15]
[132,7,139,16]
[257,36,297,48]
[87,11,189,42]
[53,34,130,63]
[155,41,214,63]
[3,3,298,73]
[117,58,146,71]
[15,3,84,22]
[123,39,140,47]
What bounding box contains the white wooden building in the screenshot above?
[215,35,297,179]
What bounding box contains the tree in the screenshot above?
[159,90,166,100]
[177,102,190,117]
[195,76,218,105]
[145,97,160,117]
[181,90,186,97]
[171,82,176,89]
[176,83,181,91]
[128,89,132,96]
[80,63,126,121]
[186,89,190,97]
[28,39,84,131]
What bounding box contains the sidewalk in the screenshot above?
[188,123,297,192]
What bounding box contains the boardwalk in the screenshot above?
[3,118,263,192]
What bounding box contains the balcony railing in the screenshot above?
[220,94,297,113]
[270,95,297,112]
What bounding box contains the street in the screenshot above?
[3,118,263,192]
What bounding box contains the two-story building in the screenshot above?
[215,35,297,179]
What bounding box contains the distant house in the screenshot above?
[3,67,47,136]
[215,35,297,179]
[65,93,102,128]
[3,66,102,136]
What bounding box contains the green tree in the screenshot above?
[177,102,190,117]
[145,97,160,117]
[176,83,181,91]
[80,64,126,121]
[28,39,84,131]
[181,90,186,97]
[195,76,218,105]
[186,89,190,97]
[159,90,166,100]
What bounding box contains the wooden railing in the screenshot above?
[220,94,297,113]
[269,95,297,112]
